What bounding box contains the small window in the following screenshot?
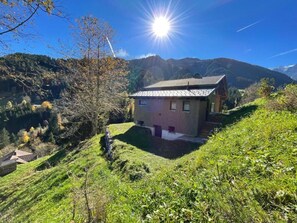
[211,102,215,113]
[170,101,176,110]
[183,101,190,111]
[139,99,147,106]
[168,126,175,133]
[137,120,144,126]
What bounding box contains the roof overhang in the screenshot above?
[130,88,215,98]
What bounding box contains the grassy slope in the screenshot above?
[0,100,297,222]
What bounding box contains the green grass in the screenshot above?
[110,123,199,159]
[1,99,297,222]
[0,136,135,222]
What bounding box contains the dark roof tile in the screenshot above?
[144,75,225,89]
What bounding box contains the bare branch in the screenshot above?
[0,3,40,35]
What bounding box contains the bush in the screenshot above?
[258,78,275,98]
[267,84,297,112]
[41,101,53,110]
[240,83,260,105]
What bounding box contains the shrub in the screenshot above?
[18,130,30,144]
[258,78,275,98]
[41,101,53,110]
[240,83,260,105]
[267,84,297,112]
[6,101,13,110]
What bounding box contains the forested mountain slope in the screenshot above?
[128,56,293,91]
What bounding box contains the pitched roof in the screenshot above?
[14,150,35,162]
[144,75,225,89]
[15,149,32,156]
[130,88,215,98]
[10,155,28,164]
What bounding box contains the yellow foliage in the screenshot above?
[21,100,27,106]
[57,113,64,130]
[22,131,30,143]
[41,101,53,110]
[29,127,35,132]
[32,105,36,111]
[6,101,13,109]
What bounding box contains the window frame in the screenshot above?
[138,99,147,106]
[183,101,190,112]
[170,101,177,111]
[168,126,175,133]
[137,120,144,126]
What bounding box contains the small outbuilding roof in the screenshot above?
[144,75,225,89]
[130,88,215,98]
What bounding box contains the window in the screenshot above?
[211,102,215,113]
[168,126,175,133]
[139,99,147,106]
[183,101,190,111]
[137,120,144,126]
[170,101,176,110]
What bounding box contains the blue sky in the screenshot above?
[3,0,297,68]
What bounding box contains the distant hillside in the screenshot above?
[0,53,68,101]
[273,64,297,80]
[0,53,294,99]
[128,56,294,91]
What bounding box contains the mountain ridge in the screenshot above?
[273,64,297,80]
[0,53,294,96]
[128,55,294,91]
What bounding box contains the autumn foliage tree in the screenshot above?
[0,0,57,47]
[58,16,127,138]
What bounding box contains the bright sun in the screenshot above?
[152,16,171,38]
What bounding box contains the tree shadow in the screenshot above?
[221,104,258,127]
[35,149,67,171]
[113,126,200,159]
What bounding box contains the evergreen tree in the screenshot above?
[0,128,11,148]
[49,113,59,135]
[47,132,56,144]
[10,133,18,145]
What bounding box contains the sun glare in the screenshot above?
[152,16,171,38]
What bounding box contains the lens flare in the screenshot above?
[152,16,171,38]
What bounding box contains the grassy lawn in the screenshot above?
[0,136,136,222]
[109,122,200,159]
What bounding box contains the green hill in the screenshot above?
[0,99,297,222]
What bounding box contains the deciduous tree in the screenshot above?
[258,78,275,98]
[58,16,128,138]
[0,0,57,47]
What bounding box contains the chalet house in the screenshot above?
[0,149,36,176]
[130,75,227,140]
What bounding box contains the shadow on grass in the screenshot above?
[114,126,200,159]
[35,149,67,171]
[221,104,258,127]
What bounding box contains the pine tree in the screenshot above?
[0,128,11,149]
[49,113,59,135]
[10,133,18,145]
[48,132,55,144]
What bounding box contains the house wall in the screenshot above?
[207,92,223,113]
[134,98,207,136]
